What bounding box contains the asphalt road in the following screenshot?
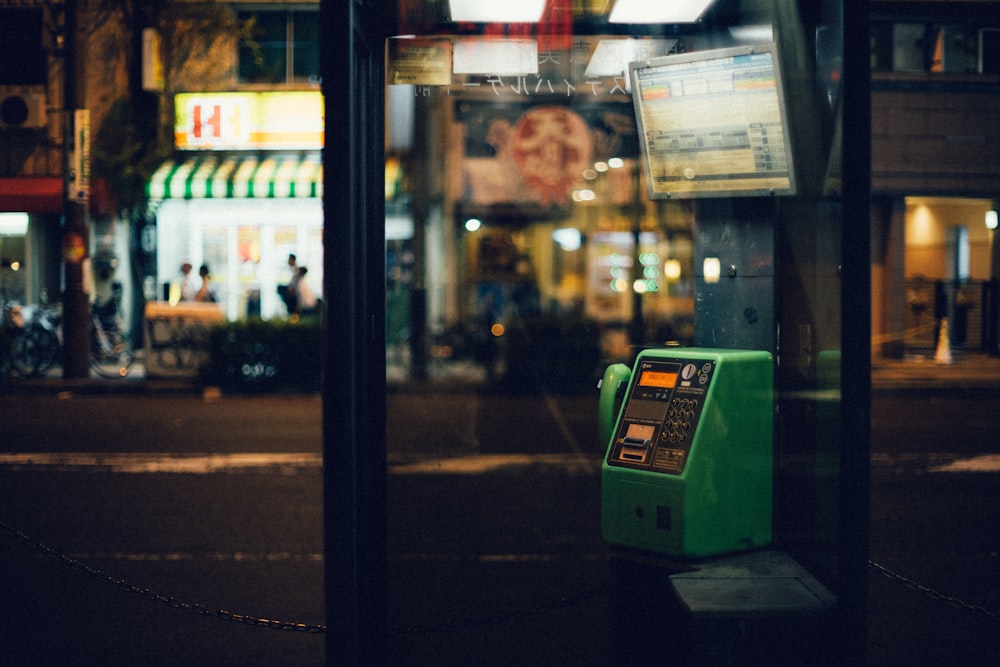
[869,394,1000,666]
[0,390,998,665]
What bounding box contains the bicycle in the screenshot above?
[90,297,134,378]
[18,304,61,378]
[2,299,61,379]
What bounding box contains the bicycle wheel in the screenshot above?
[90,330,134,378]
[13,326,60,378]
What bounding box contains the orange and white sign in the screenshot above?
[175,92,324,150]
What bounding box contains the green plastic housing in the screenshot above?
[600,348,774,558]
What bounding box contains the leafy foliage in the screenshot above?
[85,1,253,214]
[205,318,324,393]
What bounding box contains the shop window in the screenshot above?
[872,20,1000,74]
[238,9,320,85]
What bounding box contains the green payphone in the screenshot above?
[599,348,774,558]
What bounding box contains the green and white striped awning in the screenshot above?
[147,153,322,200]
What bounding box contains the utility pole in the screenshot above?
[62,0,91,378]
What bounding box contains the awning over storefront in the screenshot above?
[0,177,62,213]
[147,153,322,200]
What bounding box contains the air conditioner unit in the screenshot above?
[0,86,47,129]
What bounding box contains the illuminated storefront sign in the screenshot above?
[175,91,324,150]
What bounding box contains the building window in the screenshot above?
[0,8,46,85]
[238,9,319,84]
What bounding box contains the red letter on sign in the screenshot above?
[192,104,222,140]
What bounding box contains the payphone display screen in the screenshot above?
[638,369,677,388]
[608,358,714,474]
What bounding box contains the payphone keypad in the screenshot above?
[607,359,713,474]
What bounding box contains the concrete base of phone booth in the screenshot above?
[609,548,837,666]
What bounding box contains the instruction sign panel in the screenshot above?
[388,38,453,86]
[630,44,796,199]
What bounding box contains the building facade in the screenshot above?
[4,0,1000,365]
[871,2,1000,356]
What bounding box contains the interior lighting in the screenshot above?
[728,25,774,44]
[608,157,625,169]
[986,209,998,230]
[449,0,546,23]
[584,38,677,78]
[0,212,29,236]
[553,228,582,251]
[609,0,716,24]
[633,279,659,293]
[465,218,482,232]
[453,39,538,75]
[594,161,609,173]
[703,257,721,284]
[664,259,682,281]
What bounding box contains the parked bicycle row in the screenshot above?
[1,293,133,380]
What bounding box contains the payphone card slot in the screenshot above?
[619,423,655,463]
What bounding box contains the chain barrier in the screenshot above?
[2,517,606,637]
[0,518,327,633]
[870,322,937,348]
[868,560,1000,620]
[11,517,997,635]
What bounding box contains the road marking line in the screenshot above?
[62,551,325,562]
[0,452,322,473]
[929,454,1000,473]
[0,452,602,474]
[6,452,997,474]
[54,551,608,563]
[389,453,601,475]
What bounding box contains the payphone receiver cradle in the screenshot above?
[600,348,773,559]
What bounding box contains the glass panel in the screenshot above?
[292,12,321,82]
[238,11,288,84]
[382,1,846,660]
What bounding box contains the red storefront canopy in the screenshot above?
[0,177,62,214]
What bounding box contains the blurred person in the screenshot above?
[291,266,318,318]
[280,254,298,314]
[195,264,217,303]
[179,262,196,302]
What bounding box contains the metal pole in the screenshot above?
[61,0,91,378]
[321,1,388,664]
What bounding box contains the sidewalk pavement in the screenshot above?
[385,348,1000,394]
[871,348,1000,393]
[7,346,1000,395]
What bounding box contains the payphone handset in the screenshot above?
[600,348,774,558]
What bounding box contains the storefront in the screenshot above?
[0,178,63,307]
[147,91,325,321]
